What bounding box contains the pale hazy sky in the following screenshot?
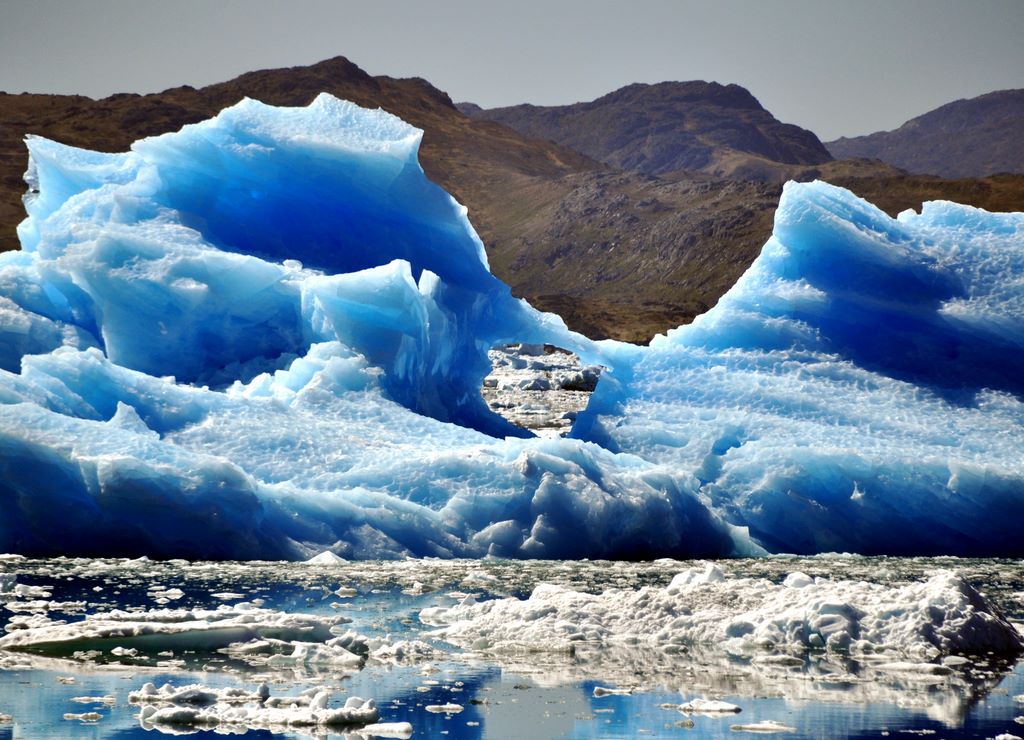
[1,0,1022,141]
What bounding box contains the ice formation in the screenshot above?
[422,563,1024,659]
[131,683,402,737]
[678,698,742,714]
[0,602,348,655]
[575,185,1024,556]
[134,682,381,731]
[0,93,1022,558]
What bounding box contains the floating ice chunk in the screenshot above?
[306,551,348,565]
[135,683,379,730]
[0,575,51,601]
[130,682,263,706]
[63,712,101,722]
[0,603,345,655]
[148,587,184,601]
[593,686,632,697]
[874,661,953,676]
[679,697,741,714]
[402,581,433,595]
[266,640,364,668]
[424,570,1023,660]
[369,639,439,664]
[461,570,499,589]
[578,183,1024,558]
[354,722,414,738]
[424,703,463,713]
[70,696,115,705]
[730,720,796,733]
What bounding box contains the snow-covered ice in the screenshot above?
[135,681,380,731]
[678,697,742,714]
[730,719,797,733]
[0,94,1022,559]
[0,602,346,655]
[423,562,1023,660]
[424,702,463,713]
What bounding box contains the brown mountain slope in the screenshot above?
[461,81,833,179]
[827,89,1024,178]
[3,59,1024,343]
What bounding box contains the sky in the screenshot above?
[1,0,1022,141]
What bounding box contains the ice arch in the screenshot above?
[0,94,1022,559]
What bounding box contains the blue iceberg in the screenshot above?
[0,94,1022,559]
[577,184,1024,556]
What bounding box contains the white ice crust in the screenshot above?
[133,680,380,731]
[423,563,1024,660]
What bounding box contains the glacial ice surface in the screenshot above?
[0,93,1022,558]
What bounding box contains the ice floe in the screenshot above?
[678,697,742,714]
[423,563,1023,659]
[134,681,380,731]
[0,603,346,655]
[730,719,797,733]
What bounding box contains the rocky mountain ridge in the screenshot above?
[460,80,833,179]
[827,89,1024,178]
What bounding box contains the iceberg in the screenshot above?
[575,184,1024,555]
[0,93,1022,559]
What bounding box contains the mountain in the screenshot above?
[827,89,1024,178]
[3,59,1024,342]
[460,81,833,179]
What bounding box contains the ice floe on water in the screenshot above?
[422,562,1023,660]
[730,719,798,733]
[0,602,346,655]
[133,681,386,733]
[678,698,742,714]
[0,94,1022,559]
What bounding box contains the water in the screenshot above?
[0,556,1021,739]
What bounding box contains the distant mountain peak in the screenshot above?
[594,80,765,111]
[455,101,484,117]
[826,88,1024,178]
[462,80,830,178]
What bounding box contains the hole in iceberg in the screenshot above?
[480,343,603,438]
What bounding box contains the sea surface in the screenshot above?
[0,556,1022,739]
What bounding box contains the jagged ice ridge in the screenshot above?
[0,94,1022,559]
